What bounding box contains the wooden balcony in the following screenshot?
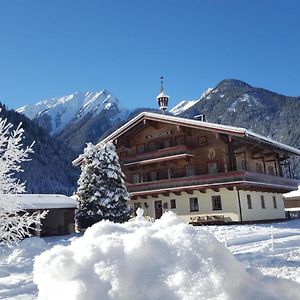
[127,171,299,195]
[122,145,194,166]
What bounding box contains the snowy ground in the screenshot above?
[0,218,300,299]
[208,219,300,284]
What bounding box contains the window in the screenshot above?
[241,159,247,171]
[170,199,176,209]
[268,166,275,176]
[189,197,199,212]
[163,139,172,148]
[198,136,207,146]
[148,141,157,151]
[208,162,218,174]
[247,194,252,209]
[132,173,140,184]
[150,171,157,181]
[186,165,195,176]
[273,196,277,209]
[119,151,127,159]
[175,135,185,145]
[261,195,265,209]
[212,195,222,210]
[256,163,263,173]
[136,143,145,154]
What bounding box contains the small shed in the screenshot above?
[10,194,77,237]
[283,186,300,219]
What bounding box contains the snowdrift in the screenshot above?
[33,212,299,300]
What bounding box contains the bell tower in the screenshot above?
[156,76,169,114]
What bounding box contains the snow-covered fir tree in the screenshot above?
[76,141,131,229]
[0,118,47,245]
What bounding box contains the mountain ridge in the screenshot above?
[13,79,300,194]
[17,90,130,136]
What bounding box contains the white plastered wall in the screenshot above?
[132,188,241,223]
[131,188,286,223]
[239,190,285,221]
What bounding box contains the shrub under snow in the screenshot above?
[34,212,299,300]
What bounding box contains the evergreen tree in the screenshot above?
[75,141,131,229]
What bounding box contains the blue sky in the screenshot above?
[1,0,300,110]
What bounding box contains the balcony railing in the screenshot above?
[122,144,194,165]
[126,171,299,193]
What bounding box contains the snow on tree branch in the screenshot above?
[75,141,131,229]
[0,116,46,245]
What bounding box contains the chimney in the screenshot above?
[194,114,207,122]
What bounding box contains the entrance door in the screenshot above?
[154,200,163,219]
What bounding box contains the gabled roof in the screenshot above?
[73,112,300,165]
[103,112,300,154]
[6,194,77,209]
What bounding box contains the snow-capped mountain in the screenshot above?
[169,87,214,115]
[17,90,129,135]
[169,100,199,115]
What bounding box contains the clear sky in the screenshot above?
[1,0,300,110]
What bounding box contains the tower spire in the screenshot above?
[160,76,164,92]
[156,76,169,114]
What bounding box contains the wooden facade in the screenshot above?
[76,112,300,224]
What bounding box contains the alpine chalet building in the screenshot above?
[75,81,300,224]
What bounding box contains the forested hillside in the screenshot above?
[0,104,79,194]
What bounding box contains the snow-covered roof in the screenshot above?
[156,91,169,99]
[107,112,300,152]
[73,112,300,165]
[5,194,77,209]
[283,185,300,199]
[285,207,300,211]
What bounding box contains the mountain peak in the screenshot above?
[17,90,128,135]
[216,79,253,89]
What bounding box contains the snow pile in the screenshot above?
[0,237,49,299]
[33,212,299,300]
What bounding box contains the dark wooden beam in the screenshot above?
[148,121,160,130]
[185,190,193,195]
[199,189,206,193]
[226,186,234,191]
[174,191,181,196]
[181,127,192,136]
